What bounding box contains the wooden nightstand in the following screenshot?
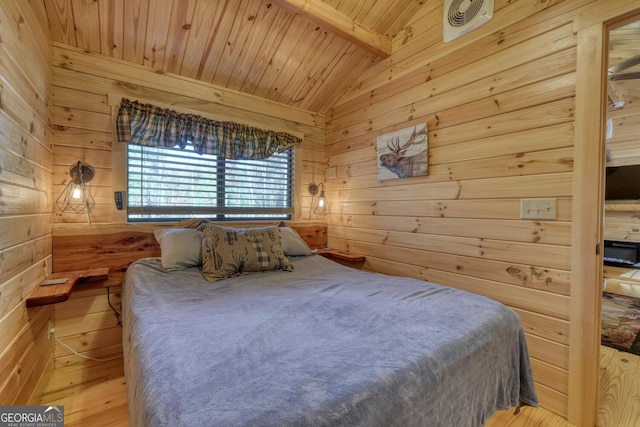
[25,268,110,307]
[317,249,366,269]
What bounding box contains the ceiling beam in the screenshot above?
[608,53,640,75]
[607,80,625,108]
[271,0,392,58]
[609,71,640,81]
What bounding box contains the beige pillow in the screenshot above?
[153,228,203,271]
[201,224,293,282]
[280,227,314,256]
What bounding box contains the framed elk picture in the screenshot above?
[377,123,428,180]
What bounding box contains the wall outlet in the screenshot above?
[520,198,557,220]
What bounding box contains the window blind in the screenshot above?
[127,143,293,222]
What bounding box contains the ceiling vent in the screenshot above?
[443,0,494,43]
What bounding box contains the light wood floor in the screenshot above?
[598,346,640,426]
[39,346,640,427]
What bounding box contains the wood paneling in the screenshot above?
[604,265,640,298]
[48,222,327,371]
[51,43,327,225]
[53,285,124,367]
[34,1,640,425]
[603,20,640,303]
[43,0,426,113]
[324,1,640,424]
[604,56,640,247]
[0,1,53,406]
[52,222,327,286]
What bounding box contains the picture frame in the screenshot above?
[376,123,428,180]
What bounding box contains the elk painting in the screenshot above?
[377,124,428,180]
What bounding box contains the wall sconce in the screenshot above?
[56,161,96,223]
[308,182,328,216]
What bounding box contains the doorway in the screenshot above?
[599,17,640,426]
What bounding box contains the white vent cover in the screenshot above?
[443,0,494,43]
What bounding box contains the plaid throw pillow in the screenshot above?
[251,239,270,268]
[200,224,293,282]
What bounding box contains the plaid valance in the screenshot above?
[116,98,302,159]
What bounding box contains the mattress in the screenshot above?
[122,254,537,426]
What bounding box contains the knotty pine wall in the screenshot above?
[0,1,54,405]
[603,83,640,298]
[325,0,639,420]
[49,43,326,365]
[9,0,635,422]
[51,43,326,225]
[605,95,640,243]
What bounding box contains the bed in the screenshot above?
[122,225,537,427]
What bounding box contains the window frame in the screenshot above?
[109,99,305,225]
[124,142,296,223]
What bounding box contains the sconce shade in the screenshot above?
[308,182,328,216]
[56,161,96,215]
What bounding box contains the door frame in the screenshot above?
[571,6,640,426]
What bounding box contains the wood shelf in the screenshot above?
[25,268,110,307]
[604,202,640,212]
[317,249,366,269]
[603,265,640,283]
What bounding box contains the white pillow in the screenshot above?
[280,227,314,256]
[153,228,203,270]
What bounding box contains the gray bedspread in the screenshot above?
[122,255,537,427]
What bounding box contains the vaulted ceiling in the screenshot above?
[43,0,425,114]
[41,1,640,115]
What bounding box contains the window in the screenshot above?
[127,142,293,222]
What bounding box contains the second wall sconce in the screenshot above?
[56,161,96,224]
[308,182,328,216]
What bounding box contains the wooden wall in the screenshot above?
[606,86,640,167]
[48,221,326,367]
[0,1,53,405]
[603,73,640,298]
[324,0,639,420]
[51,43,326,225]
[48,44,327,367]
[605,90,640,244]
[35,1,640,425]
[51,284,125,368]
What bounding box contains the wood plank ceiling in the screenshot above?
[43,0,425,114]
[609,20,640,108]
[39,1,640,114]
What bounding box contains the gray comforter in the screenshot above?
[122,255,537,427]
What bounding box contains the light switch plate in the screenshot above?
[520,198,557,220]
